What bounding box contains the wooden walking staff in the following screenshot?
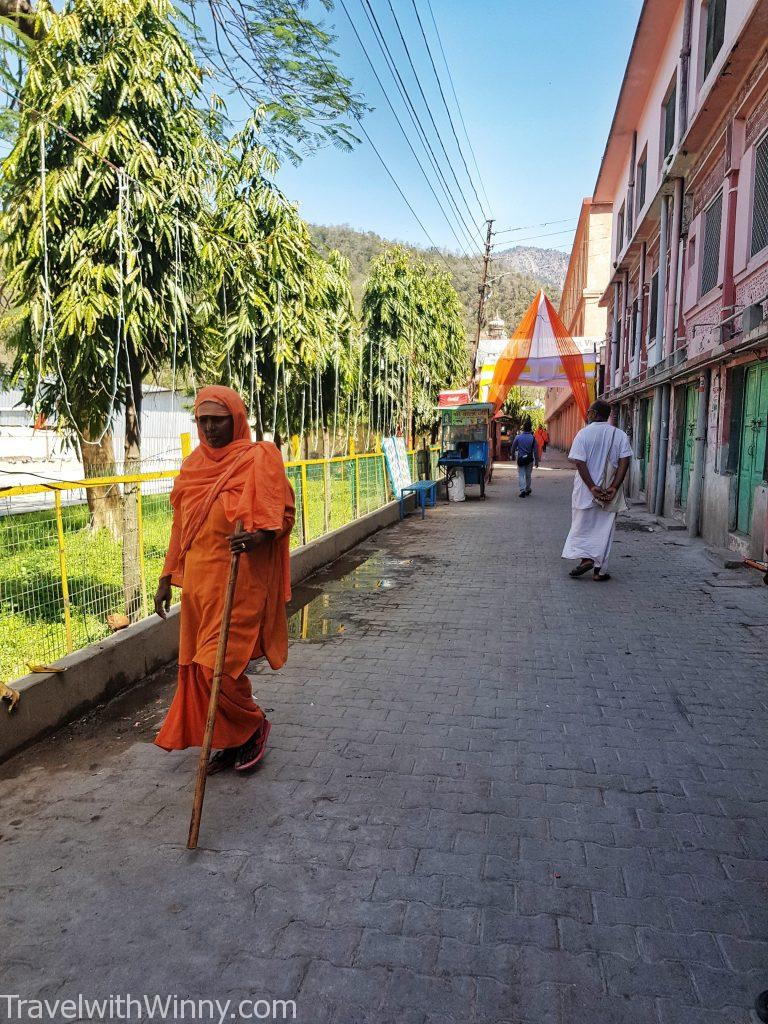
[187,519,244,850]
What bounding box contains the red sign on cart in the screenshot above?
[438,389,470,408]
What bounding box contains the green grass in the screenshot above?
[0,454,403,682]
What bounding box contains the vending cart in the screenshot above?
[437,402,494,499]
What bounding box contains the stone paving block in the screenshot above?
[558,917,639,959]
[385,970,474,1022]
[516,880,594,922]
[275,923,361,967]
[593,892,671,929]
[691,965,766,1009]
[602,952,697,1001]
[655,998,751,1024]
[473,978,560,1024]
[716,935,768,973]
[559,987,659,1024]
[402,902,480,943]
[355,930,439,973]
[482,909,558,949]
[623,867,698,899]
[637,926,725,968]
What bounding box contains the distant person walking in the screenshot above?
[511,417,539,498]
[562,400,632,581]
[534,424,549,461]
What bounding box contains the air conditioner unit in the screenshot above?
[742,302,765,334]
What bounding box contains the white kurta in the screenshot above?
[562,507,617,570]
[561,422,632,573]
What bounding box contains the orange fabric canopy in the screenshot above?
[487,290,591,421]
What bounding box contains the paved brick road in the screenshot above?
[2,453,768,1024]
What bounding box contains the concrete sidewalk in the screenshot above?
[2,453,768,1024]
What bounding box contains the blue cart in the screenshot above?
[437,402,494,499]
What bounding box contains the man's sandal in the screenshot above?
[569,561,594,578]
[593,571,611,582]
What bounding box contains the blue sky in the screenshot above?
[267,0,643,257]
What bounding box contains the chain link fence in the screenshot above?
[0,444,439,683]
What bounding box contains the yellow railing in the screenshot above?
[0,443,439,683]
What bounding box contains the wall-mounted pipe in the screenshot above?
[687,369,711,537]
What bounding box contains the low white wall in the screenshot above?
[0,491,429,763]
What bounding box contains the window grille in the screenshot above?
[636,159,647,214]
[700,191,723,296]
[750,133,768,257]
[648,271,659,340]
[616,205,625,257]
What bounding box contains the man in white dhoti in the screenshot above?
[562,400,632,582]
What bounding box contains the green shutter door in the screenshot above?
[680,384,698,508]
[639,398,652,491]
[736,363,768,534]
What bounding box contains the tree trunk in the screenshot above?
[322,429,332,535]
[81,430,122,539]
[0,0,41,39]
[122,340,143,621]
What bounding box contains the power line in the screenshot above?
[494,217,578,235]
[281,0,456,270]
[357,0,483,258]
[492,227,578,246]
[382,0,486,249]
[409,0,489,222]
[424,0,492,215]
[335,0,471,258]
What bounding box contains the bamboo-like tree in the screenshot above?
[0,0,365,162]
[209,117,358,448]
[0,0,217,615]
[362,246,468,445]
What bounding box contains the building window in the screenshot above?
[700,190,723,296]
[648,270,659,341]
[627,189,634,239]
[703,0,727,81]
[616,204,625,257]
[662,81,677,160]
[750,133,768,258]
[636,156,647,214]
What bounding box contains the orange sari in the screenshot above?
[155,386,295,752]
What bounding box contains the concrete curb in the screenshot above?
[1,491,433,763]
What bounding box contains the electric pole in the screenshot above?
[471,218,494,392]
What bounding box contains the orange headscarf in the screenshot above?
[169,385,294,597]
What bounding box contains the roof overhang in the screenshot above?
[593,0,681,204]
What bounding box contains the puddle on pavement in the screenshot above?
[0,546,423,778]
[287,548,418,641]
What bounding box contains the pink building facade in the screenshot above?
[594,0,768,558]
[545,199,612,449]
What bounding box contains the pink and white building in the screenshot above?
[591,0,768,557]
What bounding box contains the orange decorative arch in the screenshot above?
[487,290,591,422]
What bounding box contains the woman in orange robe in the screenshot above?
[153,385,295,773]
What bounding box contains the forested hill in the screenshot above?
[310,223,568,336]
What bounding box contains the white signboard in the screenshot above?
[382,436,412,498]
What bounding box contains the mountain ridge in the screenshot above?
[309,223,568,337]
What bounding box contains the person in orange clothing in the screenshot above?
[534,424,549,462]
[153,385,295,774]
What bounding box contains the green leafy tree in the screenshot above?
[209,117,358,449]
[362,246,468,445]
[0,0,365,161]
[0,0,216,614]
